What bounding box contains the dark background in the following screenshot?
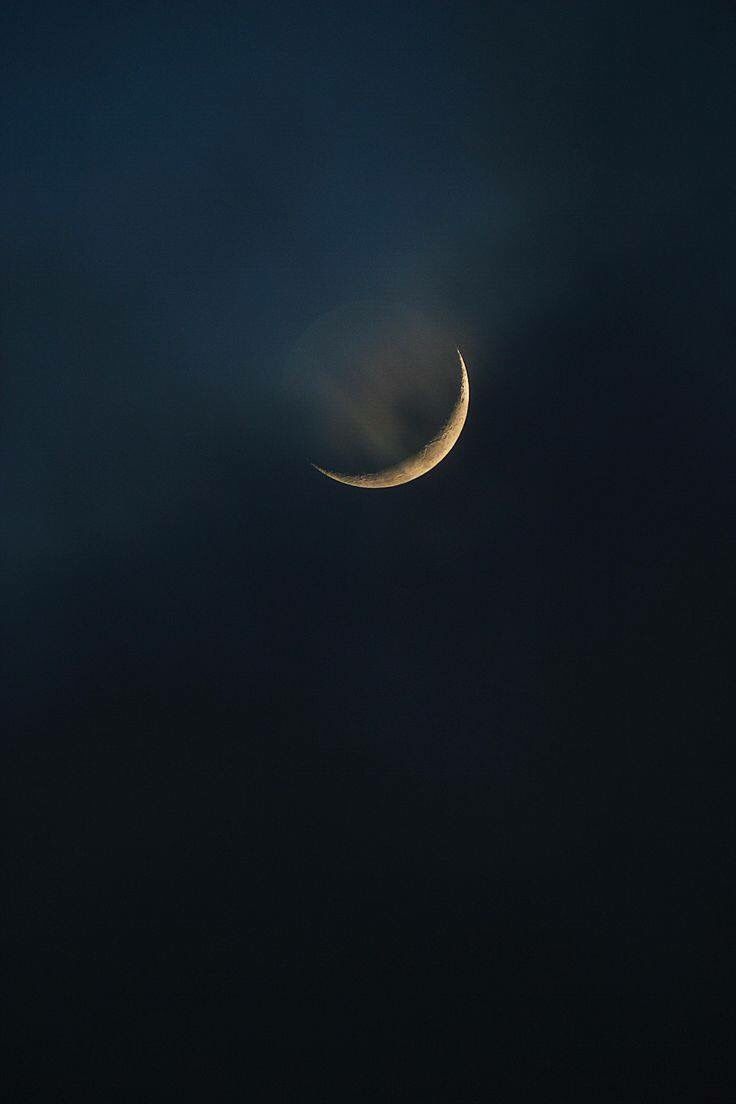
[2,2,734,1098]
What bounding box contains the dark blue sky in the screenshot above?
[3,2,735,1098]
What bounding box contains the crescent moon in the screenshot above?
[313,350,470,489]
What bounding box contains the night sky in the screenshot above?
[3,2,735,1098]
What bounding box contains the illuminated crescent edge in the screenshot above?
[312,350,470,489]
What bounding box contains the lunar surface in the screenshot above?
[313,350,469,488]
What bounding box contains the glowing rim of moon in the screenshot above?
[312,349,470,489]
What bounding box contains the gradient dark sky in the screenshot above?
[3,2,735,1098]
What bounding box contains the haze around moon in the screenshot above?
[313,350,469,488]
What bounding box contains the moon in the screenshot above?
[313,350,469,488]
